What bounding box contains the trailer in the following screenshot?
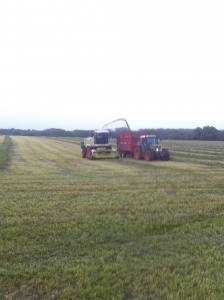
[117,130,147,157]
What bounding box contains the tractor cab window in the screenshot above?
[94,132,108,144]
[146,137,157,145]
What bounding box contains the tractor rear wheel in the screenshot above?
[134,146,142,160]
[82,148,86,158]
[144,150,154,161]
[87,148,92,160]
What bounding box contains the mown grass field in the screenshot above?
[1,136,224,299]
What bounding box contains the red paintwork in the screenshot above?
[117,130,147,153]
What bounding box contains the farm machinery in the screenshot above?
[132,135,170,161]
[116,120,170,161]
[80,129,118,160]
[80,118,170,161]
[80,118,130,160]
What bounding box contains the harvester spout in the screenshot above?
[101,118,131,131]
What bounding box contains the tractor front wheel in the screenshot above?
[87,148,92,160]
[144,150,154,161]
[134,146,142,160]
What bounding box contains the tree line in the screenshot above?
[0,126,224,141]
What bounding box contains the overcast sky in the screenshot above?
[0,1,224,131]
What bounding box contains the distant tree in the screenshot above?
[0,126,223,140]
[185,133,194,140]
[193,127,203,140]
[201,126,219,141]
[218,130,224,141]
[115,127,128,132]
[12,130,21,135]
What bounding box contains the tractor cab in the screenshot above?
[140,135,158,146]
[140,135,161,152]
[92,130,111,145]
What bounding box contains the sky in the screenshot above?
[0,1,224,131]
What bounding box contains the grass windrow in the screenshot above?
[0,135,13,170]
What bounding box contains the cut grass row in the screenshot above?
[0,136,13,170]
[0,137,224,299]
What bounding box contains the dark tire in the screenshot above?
[134,146,142,160]
[144,150,154,161]
[82,148,86,158]
[161,149,170,161]
[87,147,92,160]
[119,151,126,158]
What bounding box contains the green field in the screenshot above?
[1,136,224,299]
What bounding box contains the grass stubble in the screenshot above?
[0,136,224,299]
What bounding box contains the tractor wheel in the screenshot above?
[119,151,126,158]
[82,148,86,158]
[87,148,92,160]
[134,146,142,160]
[144,150,154,161]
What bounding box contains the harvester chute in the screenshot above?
[101,118,131,131]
